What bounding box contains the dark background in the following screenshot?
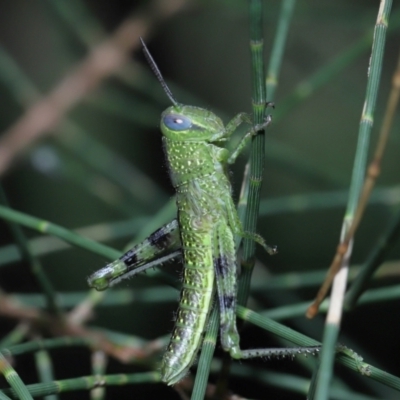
[0,1,399,399]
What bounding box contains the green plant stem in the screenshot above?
[0,204,121,260]
[35,349,58,400]
[274,6,400,123]
[0,352,34,400]
[2,337,92,356]
[0,391,12,400]
[238,0,267,308]
[0,186,61,316]
[345,206,400,309]
[0,216,148,267]
[227,363,377,400]
[313,2,393,399]
[266,0,296,100]
[191,307,219,400]
[2,372,159,399]
[90,351,107,400]
[0,204,177,298]
[0,323,29,348]
[261,283,400,320]
[237,306,400,391]
[1,186,398,269]
[11,278,400,320]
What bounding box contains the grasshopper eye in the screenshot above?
[163,114,192,131]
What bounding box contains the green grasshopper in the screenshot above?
[88,39,316,385]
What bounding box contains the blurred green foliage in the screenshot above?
[0,1,399,399]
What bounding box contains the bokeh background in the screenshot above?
[0,1,399,399]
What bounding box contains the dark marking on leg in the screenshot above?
[222,295,235,309]
[120,250,138,267]
[214,255,229,277]
[149,226,172,250]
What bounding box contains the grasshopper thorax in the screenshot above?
[160,105,225,142]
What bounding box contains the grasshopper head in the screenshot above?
[160,105,224,141]
[140,40,224,142]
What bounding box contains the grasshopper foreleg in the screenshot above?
[228,114,272,165]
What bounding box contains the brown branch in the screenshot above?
[0,0,188,176]
[0,290,40,320]
[306,49,400,318]
[0,289,164,364]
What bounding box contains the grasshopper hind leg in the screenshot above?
[213,221,241,356]
[88,219,180,290]
[214,221,321,361]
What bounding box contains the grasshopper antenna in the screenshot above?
[140,37,179,107]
